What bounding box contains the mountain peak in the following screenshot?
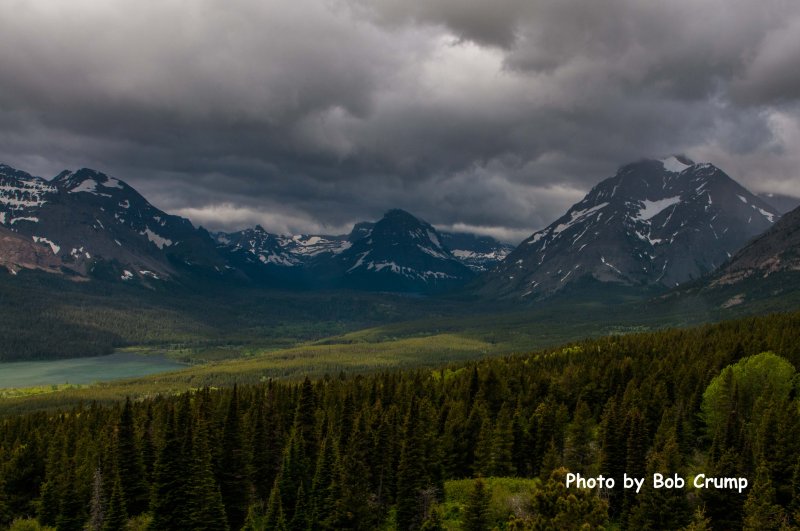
[382,209,419,223]
[481,158,780,300]
[54,168,128,194]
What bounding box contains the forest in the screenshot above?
[3,310,800,530]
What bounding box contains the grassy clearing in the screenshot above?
[0,383,86,399]
[441,477,541,530]
[0,333,496,414]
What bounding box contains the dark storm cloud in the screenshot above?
[0,0,799,242]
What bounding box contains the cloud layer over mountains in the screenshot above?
[1,0,799,241]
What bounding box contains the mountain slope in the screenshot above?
[481,156,780,299]
[1,164,230,283]
[758,193,800,215]
[708,205,800,288]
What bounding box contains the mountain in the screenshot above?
[2,162,497,292]
[214,213,511,290]
[215,226,352,287]
[1,164,230,283]
[333,209,474,292]
[439,232,514,272]
[707,204,800,291]
[480,156,781,300]
[758,192,800,215]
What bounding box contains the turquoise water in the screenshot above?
[0,351,187,388]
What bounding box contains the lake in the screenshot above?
[0,351,187,389]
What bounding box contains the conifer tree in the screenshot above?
[681,506,712,531]
[55,460,86,531]
[116,398,149,516]
[188,415,229,531]
[511,403,530,476]
[219,386,253,531]
[489,404,515,477]
[563,400,595,474]
[598,396,625,517]
[621,409,647,526]
[628,431,690,530]
[702,448,745,529]
[462,478,491,531]
[0,471,11,530]
[265,481,287,531]
[743,462,785,530]
[141,404,157,483]
[396,401,427,530]
[103,474,128,531]
[242,503,265,531]
[294,378,318,466]
[310,436,337,527]
[473,415,493,477]
[149,407,189,531]
[288,485,308,531]
[251,395,282,503]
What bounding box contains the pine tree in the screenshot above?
[288,485,308,531]
[294,378,318,467]
[103,474,128,531]
[219,386,253,531]
[462,478,490,531]
[309,436,337,528]
[188,415,229,531]
[397,401,426,531]
[563,400,595,474]
[701,447,745,529]
[598,396,625,517]
[743,462,785,530]
[116,398,149,516]
[473,414,493,477]
[681,506,712,531]
[0,471,11,530]
[251,395,282,503]
[629,430,690,530]
[489,404,515,477]
[265,482,287,531]
[55,460,86,531]
[149,407,190,531]
[141,404,157,484]
[621,409,647,526]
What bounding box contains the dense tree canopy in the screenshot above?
[2,311,800,529]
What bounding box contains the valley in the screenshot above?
[2,156,800,530]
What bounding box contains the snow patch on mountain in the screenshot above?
[660,156,691,173]
[637,196,681,221]
[69,180,97,194]
[553,202,609,235]
[32,236,60,254]
[9,217,39,225]
[142,228,172,249]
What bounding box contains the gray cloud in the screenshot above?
[0,0,798,243]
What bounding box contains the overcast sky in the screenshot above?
[1,0,799,242]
